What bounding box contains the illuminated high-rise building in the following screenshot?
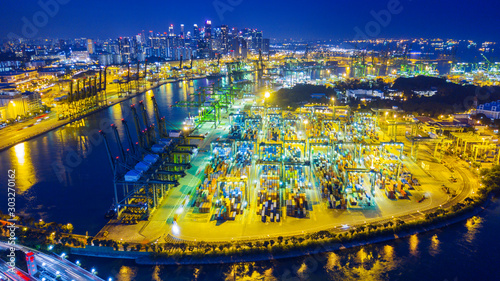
[221,25,229,52]
[86,38,94,54]
[168,24,174,37]
[193,24,200,39]
[205,20,212,39]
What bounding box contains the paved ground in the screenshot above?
[100,98,476,244]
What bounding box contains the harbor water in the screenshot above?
[1,74,499,280]
[0,78,222,235]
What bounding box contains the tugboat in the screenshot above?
[105,204,117,219]
[182,116,197,132]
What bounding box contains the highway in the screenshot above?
[0,242,102,281]
[0,259,36,281]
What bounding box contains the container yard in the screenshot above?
[99,90,459,243]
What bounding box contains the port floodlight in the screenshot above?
[265,91,270,98]
[172,222,180,235]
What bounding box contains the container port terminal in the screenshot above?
[91,73,489,244]
[2,50,497,246]
[3,1,500,277]
[1,49,499,279]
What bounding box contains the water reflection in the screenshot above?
[464,216,482,244]
[383,245,394,262]
[356,248,371,263]
[225,263,277,281]
[111,101,123,121]
[12,143,36,194]
[430,234,441,256]
[14,143,25,165]
[152,266,162,281]
[325,252,341,272]
[296,261,309,280]
[117,266,137,281]
[409,234,419,256]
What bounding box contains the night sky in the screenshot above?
[1,0,499,41]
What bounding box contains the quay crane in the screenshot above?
[130,104,145,149]
[100,122,183,221]
[122,119,137,155]
[152,95,168,138]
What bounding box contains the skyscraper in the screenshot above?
[148,30,153,47]
[140,30,146,45]
[205,20,212,39]
[193,24,200,40]
[86,38,94,54]
[168,24,174,37]
[221,25,229,53]
[180,24,185,38]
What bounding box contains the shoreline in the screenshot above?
[0,79,198,153]
[70,198,490,265]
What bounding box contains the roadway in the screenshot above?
[0,242,102,281]
[0,259,36,281]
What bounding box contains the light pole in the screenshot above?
[331,97,336,119]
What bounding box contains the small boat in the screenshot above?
[182,116,197,131]
[105,204,117,219]
[206,73,225,79]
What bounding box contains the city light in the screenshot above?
[0,5,498,279]
[172,222,180,235]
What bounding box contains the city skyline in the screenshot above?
[1,0,500,42]
[1,1,500,279]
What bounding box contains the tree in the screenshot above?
[480,165,500,193]
[263,241,270,248]
[179,243,187,252]
[269,240,275,247]
[277,236,283,245]
[66,223,74,234]
[464,197,475,205]
[317,230,330,239]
